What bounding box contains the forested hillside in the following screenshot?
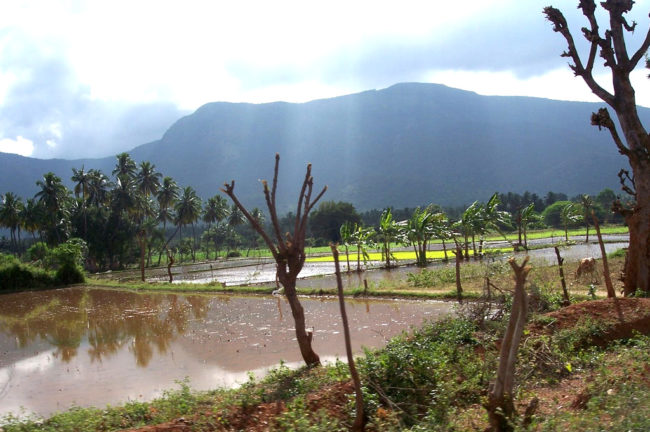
[2,83,644,210]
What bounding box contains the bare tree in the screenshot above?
[554,246,571,306]
[544,1,650,296]
[222,154,326,367]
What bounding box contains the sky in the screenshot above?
[1,0,650,160]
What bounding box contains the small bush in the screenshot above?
[360,318,488,426]
[55,262,85,285]
[27,241,49,262]
[226,251,241,258]
[0,258,55,291]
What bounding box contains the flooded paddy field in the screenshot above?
[0,288,452,419]
[92,235,629,290]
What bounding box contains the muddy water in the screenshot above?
[0,288,451,419]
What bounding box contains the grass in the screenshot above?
[85,278,275,294]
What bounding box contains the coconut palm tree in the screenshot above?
[156,177,180,263]
[201,195,230,259]
[248,207,265,256]
[112,152,137,182]
[35,172,71,245]
[136,161,162,199]
[71,166,92,239]
[175,187,202,262]
[87,169,111,208]
[21,198,43,242]
[111,176,138,216]
[0,192,24,253]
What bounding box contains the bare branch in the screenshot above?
[544,6,616,105]
[271,153,280,209]
[293,164,312,242]
[300,184,327,239]
[262,180,286,252]
[221,181,279,259]
[630,25,650,69]
[591,108,631,155]
[579,0,601,73]
[618,168,637,197]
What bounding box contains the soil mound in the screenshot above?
[529,297,650,345]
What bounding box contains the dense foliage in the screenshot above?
[0,151,627,275]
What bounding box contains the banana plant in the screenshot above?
[560,202,583,242]
[407,207,435,267]
[430,211,452,261]
[519,202,539,249]
[339,221,355,272]
[453,201,482,260]
[377,208,402,268]
[351,223,375,272]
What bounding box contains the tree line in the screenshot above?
[0,150,625,275]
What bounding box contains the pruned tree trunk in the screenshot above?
[592,211,616,298]
[331,245,365,431]
[222,154,326,367]
[486,256,531,432]
[453,245,463,303]
[554,246,570,306]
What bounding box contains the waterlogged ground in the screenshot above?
[97,235,628,289]
[0,288,452,419]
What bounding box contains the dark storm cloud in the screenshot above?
[228,1,650,92]
[0,33,187,159]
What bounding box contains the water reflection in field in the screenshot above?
[0,288,451,419]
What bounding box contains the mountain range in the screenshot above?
[1,83,645,212]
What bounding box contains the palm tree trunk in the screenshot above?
[191,223,196,262]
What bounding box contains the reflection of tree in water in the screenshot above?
[0,288,210,367]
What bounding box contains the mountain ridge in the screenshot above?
[1,83,643,211]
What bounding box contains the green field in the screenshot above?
[306,247,514,262]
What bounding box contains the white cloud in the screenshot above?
[1,0,650,158]
[0,135,34,156]
[424,68,650,108]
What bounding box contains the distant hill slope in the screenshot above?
[1,83,644,211]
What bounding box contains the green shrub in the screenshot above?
[0,260,55,290]
[0,252,20,266]
[55,262,85,285]
[27,241,49,262]
[359,318,488,426]
[226,251,241,258]
[45,238,87,270]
